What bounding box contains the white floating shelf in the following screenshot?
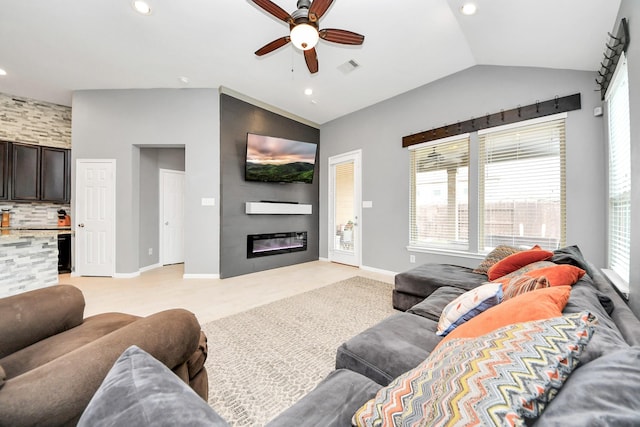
[245,202,312,215]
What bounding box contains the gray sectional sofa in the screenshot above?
[79,246,640,426]
[268,246,640,426]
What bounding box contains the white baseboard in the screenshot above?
[139,263,162,273]
[319,258,397,276]
[114,271,141,279]
[360,265,397,276]
[183,273,220,279]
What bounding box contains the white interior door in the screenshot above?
[329,150,362,266]
[160,169,185,265]
[75,159,116,277]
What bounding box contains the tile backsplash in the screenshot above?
[0,93,71,149]
[0,202,71,227]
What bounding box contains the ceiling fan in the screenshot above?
[251,0,365,74]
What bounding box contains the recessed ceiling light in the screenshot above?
[460,3,477,15]
[179,76,190,84]
[304,88,313,96]
[0,69,6,76]
[133,1,152,15]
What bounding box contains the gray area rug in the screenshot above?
[203,276,397,426]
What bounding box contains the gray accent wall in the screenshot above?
[219,94,320,278]
[613,0,640,316]
[72,89,220,276]
[139,147,185,268]
[320,65,606,274]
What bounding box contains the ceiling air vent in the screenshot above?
[338,59,360,74]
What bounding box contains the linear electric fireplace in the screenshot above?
[247,232,307,258]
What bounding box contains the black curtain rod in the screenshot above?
[596,17,630,100]
[402,93,581,148]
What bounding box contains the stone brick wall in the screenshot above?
[0,235,58,297]
[0,92,71,149]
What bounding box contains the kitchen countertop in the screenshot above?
[0,227,73,239]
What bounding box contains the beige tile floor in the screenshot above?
[60,261,394,324]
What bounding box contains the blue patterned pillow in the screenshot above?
[436,282,503,336]
[353,312,596,427]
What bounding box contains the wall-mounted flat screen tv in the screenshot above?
[245,133,318,184]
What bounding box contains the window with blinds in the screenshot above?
[410,135,469,250]
[478,115,566,252]
[606,54,631,283]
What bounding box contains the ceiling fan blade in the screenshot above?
[319,28,365,45]
[250,0,293,24]
[304,48,319,74]
[308,0,334,22]
[255,36,291,56]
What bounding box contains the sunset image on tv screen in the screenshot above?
[246,134,317,183]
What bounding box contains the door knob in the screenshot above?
[78,223,85,228]
[165,221,169,225]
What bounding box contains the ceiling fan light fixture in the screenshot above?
[460,3,477,15]
[290,23,319,51]
[133,1,152,15]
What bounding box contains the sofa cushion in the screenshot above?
[0,312,139,379]
[436,282,502,336]
[487,246,554,280]
[561,278,629,364]
[352,312,596,427]
[336,312,442,386]
[440,285,571,345]
[533,346,640,426]
[407,286,466,321]
[472,244,520,274]
[266,369,381,427]
[78,345,228,427]
[394,264,486,304]
[0,284,85,359]
[551,244,592,274]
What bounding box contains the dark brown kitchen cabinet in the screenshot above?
[9,143,70,202]
[0,141,7,200]
[41,147,69,202]
[11,143,40,201]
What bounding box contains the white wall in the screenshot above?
[71,89,220,276]
[320,65,605,274]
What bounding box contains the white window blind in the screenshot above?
[479,116,566,252]
[410,135,469,250]
[606,54,631,283]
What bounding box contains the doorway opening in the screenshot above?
[328,150,362,267]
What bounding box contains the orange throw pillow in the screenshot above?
[437,286,572,348]
[487,245,554,280]
[524,264,586,287]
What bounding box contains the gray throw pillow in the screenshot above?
[533,346,640,426]
[78,345,228,427]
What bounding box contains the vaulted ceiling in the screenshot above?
[0,0,621,124]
